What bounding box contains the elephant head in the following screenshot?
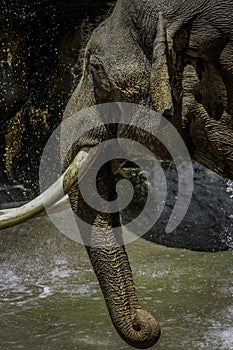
[1,0,233,348]
[63,0,233,177]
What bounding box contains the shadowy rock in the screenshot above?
[121,161,233,251]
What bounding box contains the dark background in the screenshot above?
[0,0,115,190]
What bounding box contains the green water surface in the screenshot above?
[0,216,232,350]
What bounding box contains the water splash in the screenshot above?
[226,180,233,199]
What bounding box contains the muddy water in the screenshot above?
[0,216,232,350]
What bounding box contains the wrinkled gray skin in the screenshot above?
[62,0,233,348]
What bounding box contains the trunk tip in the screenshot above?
[133,309,161,349]
[119,309,161,349]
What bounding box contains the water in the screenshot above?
[0,216,232,350]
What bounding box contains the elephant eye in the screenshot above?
[89,54,111,92]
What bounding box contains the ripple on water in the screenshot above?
[0,265,34,303]
[0,255,98,306]
[200,306,233,350]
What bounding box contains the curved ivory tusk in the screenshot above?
[0,146,100,230]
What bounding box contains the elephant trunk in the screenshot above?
[69,159,160,349]
[87,245,160,349]
[86,164,160,348]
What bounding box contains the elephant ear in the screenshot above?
[151,12,174,116]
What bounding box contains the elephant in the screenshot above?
[1,0,233,348]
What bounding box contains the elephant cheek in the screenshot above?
[63,73,96,119]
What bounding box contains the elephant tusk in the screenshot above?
[0,146,100,230]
